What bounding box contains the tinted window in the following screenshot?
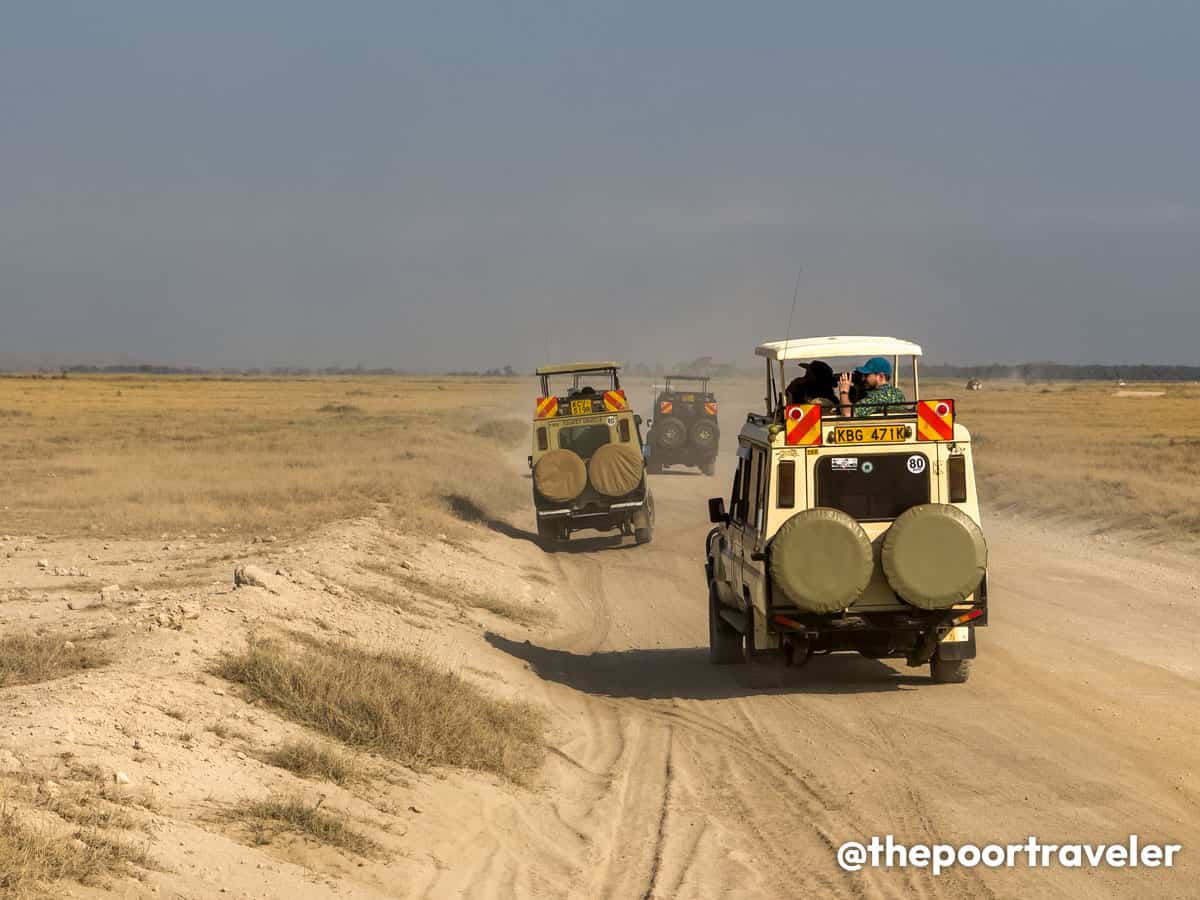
[558,424,610,459]
[815,452,930,521]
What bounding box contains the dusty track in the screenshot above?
[476,450,1200,898]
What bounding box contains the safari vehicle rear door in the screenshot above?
[739,442,770,611]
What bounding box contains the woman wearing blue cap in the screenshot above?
[837,357,906,417]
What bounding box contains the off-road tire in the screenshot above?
[655,417,687,450]
[701,459,716,476]
[646,456,663,475]
[740,619,787,687]
[635,525,652,545]
[708,585,744,665]
[536,519,566,551]
[690,419,719,452]
[930,656,971,684]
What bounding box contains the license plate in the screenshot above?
[833,424,909,444]
[569,399,594,416]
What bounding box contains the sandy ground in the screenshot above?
[3,410,1199,898]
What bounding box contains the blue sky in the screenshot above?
[3,2,1198,368]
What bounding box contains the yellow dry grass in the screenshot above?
[213,634,545,783]
[0,633,112,688]
[933,379,1200,540]
[0,374,528,538]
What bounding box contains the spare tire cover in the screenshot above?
[768,508,874,614]
[690,419,719,450]
[882,503,987,610]
[533,449,587,503]
[655,417,687,449]
[589,442,644,497]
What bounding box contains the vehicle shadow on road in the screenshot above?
[485,634,924,698]
[443,493,542,545]
[443,494,639,553]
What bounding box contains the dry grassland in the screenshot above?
[938,379,1200,539]
[0,374,527,539]
[0,633,112,688]
[213,634,545,783]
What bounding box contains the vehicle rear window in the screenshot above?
[815,452,930,521]
[557,424,610,458]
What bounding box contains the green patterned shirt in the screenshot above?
[853,384,906,416]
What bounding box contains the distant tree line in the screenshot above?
[4,361,1193,382]
[923,363,1200,382]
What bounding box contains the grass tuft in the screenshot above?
[0,806,153,895]
[264,740,359,785]
[226,795,377,855]
[0,634,111,688]
[213,635,544,783]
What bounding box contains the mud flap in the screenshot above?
[935,626,977,661]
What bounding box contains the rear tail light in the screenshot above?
[948,454,967,503]
[777,460,796,508]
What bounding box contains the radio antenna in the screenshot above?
[773,266,803,413]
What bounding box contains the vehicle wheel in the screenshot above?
[930,656,972,684]
[690,419,719,452]
[635,525,652,545]
[708,585,744,665]
[536,519,566,551]
[646,457,663,475]
[656,417,687,450]
[739,615,786,681]
[701,459,716,476]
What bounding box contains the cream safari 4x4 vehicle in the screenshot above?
[705,336,988,684]
[530,362,654,548]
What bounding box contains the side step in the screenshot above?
[718,607,748,634]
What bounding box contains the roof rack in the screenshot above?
[535,361,621,376]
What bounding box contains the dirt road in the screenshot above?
[473,444,1200,898]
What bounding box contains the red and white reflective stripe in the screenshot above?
[603,389,628,411]
[917,399,955,441]
[784,404,822,446]
[950,608,983,626]
[535,396,559,419]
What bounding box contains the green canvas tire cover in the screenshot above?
[588,442,644,497]
[768,508,874,614]
[882,503,987,609]
[533,449,587,502]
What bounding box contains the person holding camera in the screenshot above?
[837,357,905,417]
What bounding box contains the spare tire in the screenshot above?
[533,449,587,503]
[768,508,874,614]
[655,416,687,450]
[882,504,987,610]
[589,442,644,497]
[690,419,719,451]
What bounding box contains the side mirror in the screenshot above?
[708,497,728,524]
[634,414,643,426]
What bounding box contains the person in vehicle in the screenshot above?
[785,360,838,407]
[837,357,905,417]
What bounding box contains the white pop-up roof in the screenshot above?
[755,335,923,362]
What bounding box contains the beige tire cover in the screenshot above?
[588,443,645,497]
[533,449,587,503]
[882,503,987,609]
[768,508,874,614]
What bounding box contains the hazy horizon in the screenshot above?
[4,3,1199,370]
